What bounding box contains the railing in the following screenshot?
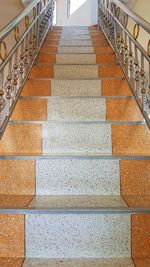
[0,0,54,138]
[98,0,150,128]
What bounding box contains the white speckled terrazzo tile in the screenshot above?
[42,123,112,155]
[26,214,131,258]
[51,79,101,96]
[47,98,106,121]
[60,34,91,39]
[23,258,135,267]
[28,195,127,209]
[58,46,94,53]
[59,40,92,46]
[56,54,96,64]
[54,65,98,79]
[36,159,119,195]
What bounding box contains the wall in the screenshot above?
[0,0,24,30]
[126,0,150,51]
[56,0,98,26]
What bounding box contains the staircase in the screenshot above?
[0,25,150,267]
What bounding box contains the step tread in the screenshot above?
[22,258,135,267]
[0,195,150,210]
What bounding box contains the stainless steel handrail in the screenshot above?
[98,0,150,129]
[0,0,41,41]
[112,0,150,33]
[0,0,54,138]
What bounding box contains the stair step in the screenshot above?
[22,258,135,267]
[60,34,91,39]
[54,65,98,79]
[1,195,150,210]
[42,122,112,155]
[51,79,101,96]
[25,212,130,258]
[36,158,119,195]
[59,40,92,46]
[47,98,106,121]
[57,46,94,53]
[56,54,96,64]
[28,195,127,209]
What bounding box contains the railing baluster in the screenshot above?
[98,0,150,128]
[0,0,54,138]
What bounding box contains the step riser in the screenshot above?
[51,79,101,96]
[47,98,106,121]
[56,54,96,64]
[57,46,94,53]
[42,123,112,155]
[36,159,120,195]
[54,65,99,79]
[59,40,92,46]
[26,214,131,258]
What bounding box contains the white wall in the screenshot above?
[0,0,23,30]
[56,0,98,26]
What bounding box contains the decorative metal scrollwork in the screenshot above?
[14,26,20,42]
[0,41,7,61]
[0,88,6,112]
[133,24,140,40]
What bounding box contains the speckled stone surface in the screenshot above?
[28,195,127,209]
[36,159,119,195]
[22,258,135,267]
[51,79,101,96]
[26,214,131,258]
[58,46,94,53]
[56,54,96,64]
[0,258,24,267]
[54,65,99,79]
[47,98,106,121]
[42,122,112,155]
[0,159,35,195]
[59,40,92,46]
[0,214,24,257]
[60,34,91,39]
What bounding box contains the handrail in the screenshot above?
[112,0,150,33]
[0,0,41,41]
[98,0,150,129]
[0,0,54,138]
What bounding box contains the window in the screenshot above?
[67,0,87,17]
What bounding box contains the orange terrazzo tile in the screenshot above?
[93,39,109,47]
[91,32,105,38]
[0,214,24,257]
[45,35,60,40]
[0,159,35,195]
[121,160,150,196]
[0,258,24,267]
[38,54,56,64]
[102,80,131,96]
[106,98,143,121]
[132,215,150,259]
[96,54,115,63]
[0,124,42,155]
[21,80,51,96]
[133,258,150,267]
[29,65,54,78]
[122,195,150,208]
[94,47,113,53]
[112,124,150,156]
[11,99,47,121]
[40,46,58,53]
[99,65,124,78]
[88,25,98,30]
[0,195,33,208]
[43,40,59,46]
